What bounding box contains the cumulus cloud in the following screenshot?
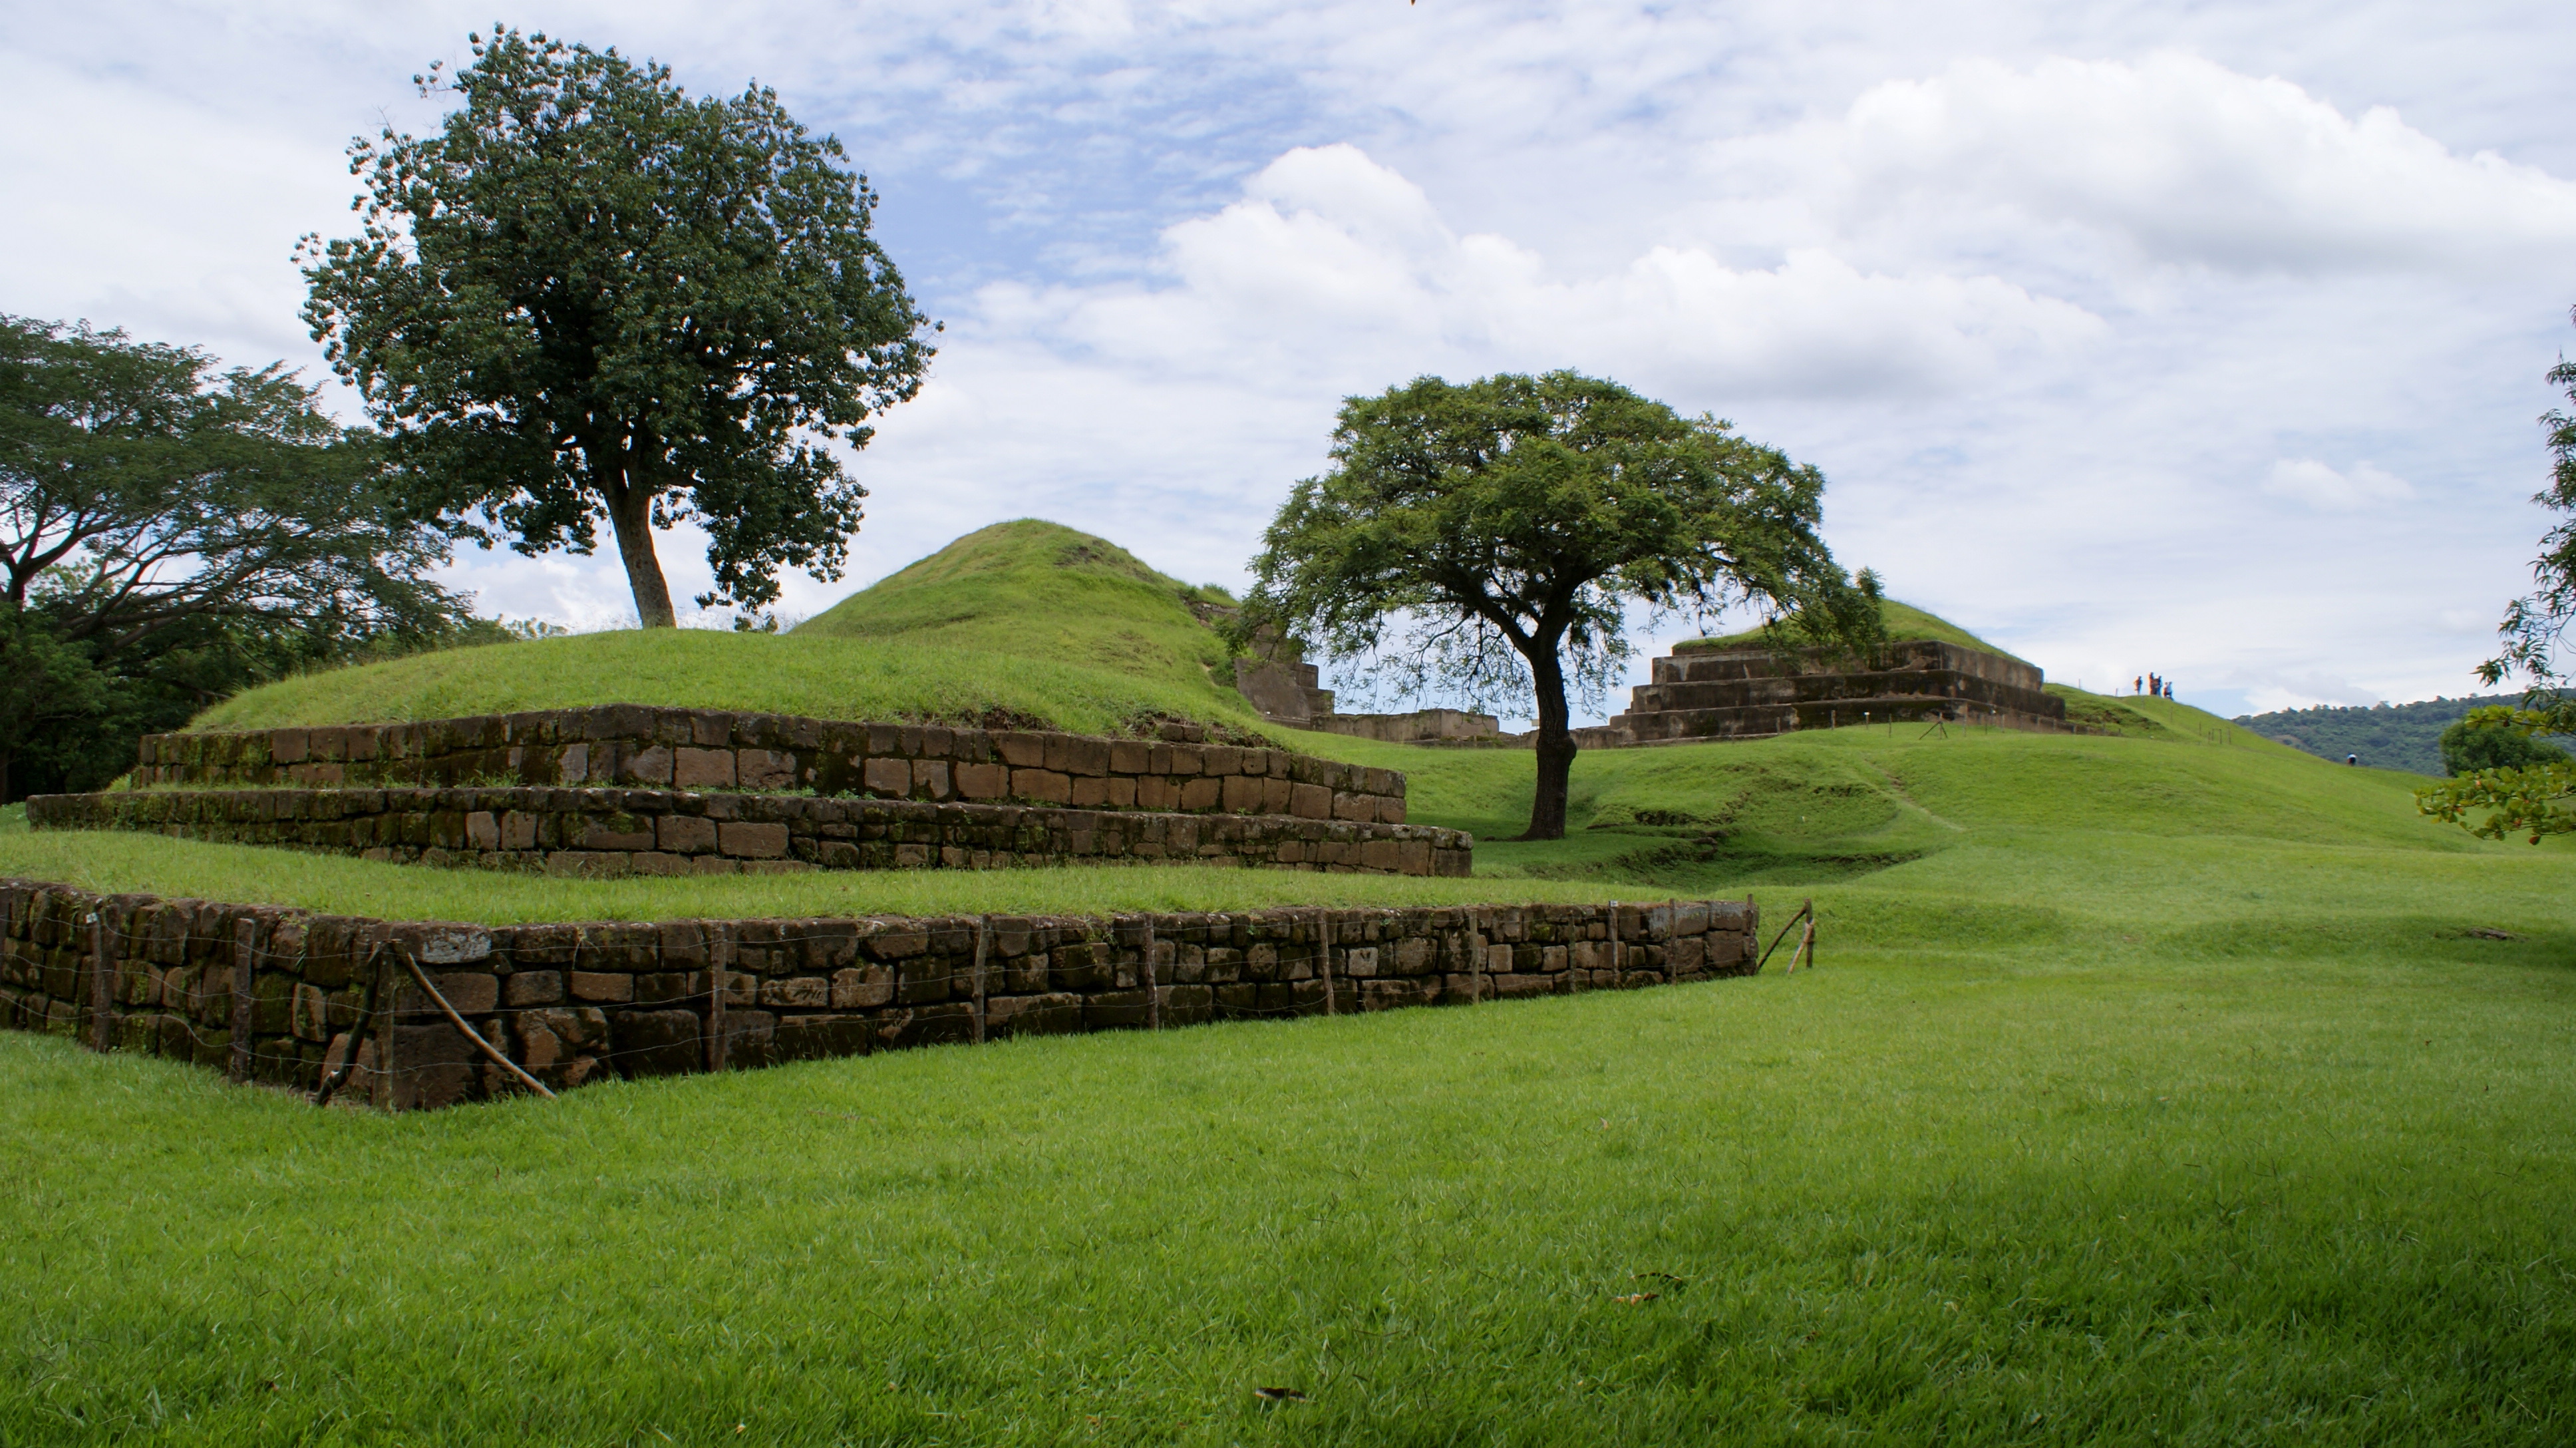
[978,142,2101,398]
[2261,458,2414,508]
[1826,53,2576,273]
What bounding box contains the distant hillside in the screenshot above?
[1677,600,2028,663]
[2232,695,2550,777]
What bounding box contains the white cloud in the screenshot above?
[1826,53,2576,274]
[980,143,2102,399]
[2261,457,2415,508]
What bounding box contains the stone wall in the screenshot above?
[134,707,1408,824]
[1585,639,2068,745]
[0,877,1758,1109]
[30,787,1472,878]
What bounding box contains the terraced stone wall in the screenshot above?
[1,878,1758,1109]
[133,708,1408,823]
[30,787,1472,878]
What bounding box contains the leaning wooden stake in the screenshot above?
[971,917,991,1044]
[400,948,557,1100]
[1786,899,1816,974]
[230,915,255,1082]
[88,909,116,1055]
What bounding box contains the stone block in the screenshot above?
[569,971,634,1003]
[739,749,796,791]
[760,976,829,1008]
[985,992,1082,1036]
[504,970,565,1006]
[1180,777,1221,811]
[1085,988,1154,1029]
[1289,783,1332,819]
[830,965,893,1009]
[772,1013,873,1062]
[911,759,951,799]
[656,814,719,854]
[863,757,911,796]
[625,745,675,785]
[953,762,1008,800]
[718,822,790,858]
[1011,769,1072,804]
[637,972,701,1005]
[612,1009,703,1077]
[429,971,498,1015]
[1333,793,1377,824]
[390,1024,478,1109]
[673,748,736,789]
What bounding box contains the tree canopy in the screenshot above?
[301,27,935,628]
[0,315,480,799]
[1240,369,1879,840]
[2418,311,2576,841]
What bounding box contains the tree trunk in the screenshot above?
[603,476,678,629]
[1519,641,1577,840]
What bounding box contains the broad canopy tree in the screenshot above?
[0,315,475,799]
[301,28,935,628]
[1241,370,1880,841]
[2420,307,2576,841]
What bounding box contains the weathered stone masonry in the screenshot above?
[0,878,1757,1109]
[31,787,1472,878]
[133,706,1408,824]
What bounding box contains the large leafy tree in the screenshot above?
[1241,370,1879,840]
[301,28,936,628]
[2420,311,2576,840]
[0,316,478,800]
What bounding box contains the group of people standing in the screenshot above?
[2136,673,2175,699]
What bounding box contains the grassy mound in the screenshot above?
[187,520,1261,737]
[1675,598,2023,659]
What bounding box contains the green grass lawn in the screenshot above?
[9,694,2576,1442]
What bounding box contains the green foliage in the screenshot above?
[1241,369,1877,840]
[2418,706,2576,842]
[1679,598,2017,661]
[2482,308,2576,701]
[2439,705,2572,775]
[0,315,477,799]
[300,27,935,626]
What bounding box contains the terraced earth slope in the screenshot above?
[186,520,1263,739]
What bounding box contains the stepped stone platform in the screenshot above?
[1233,651,1504,743]
[1,880,1756,1108]
[134,706,1407,824]
[31,787,1472,878]
[1581,639,2067,746]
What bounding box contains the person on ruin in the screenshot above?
[2347,753,2360,766]
[2164,681,2175,699]
[2135,675,2144,694]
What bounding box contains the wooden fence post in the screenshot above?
[971,917,991,1044]
[1317,910,1335,1016]
[705,922,731,1073]
[1472,910,1490,1003]
[88,907,116,1054]
[230,915,256,1082]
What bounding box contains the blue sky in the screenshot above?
[10,1,2576,723]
